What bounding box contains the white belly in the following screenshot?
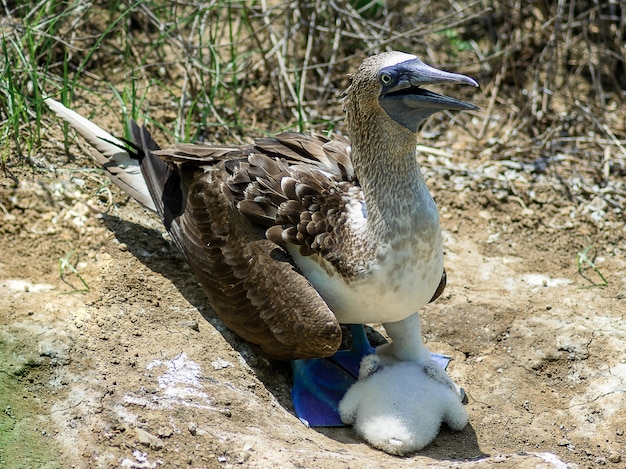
[287,236,443,324]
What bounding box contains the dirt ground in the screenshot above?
[1,115,626,469]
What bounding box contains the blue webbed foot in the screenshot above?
[291,324,373,426]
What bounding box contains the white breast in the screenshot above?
[287,233,443,324]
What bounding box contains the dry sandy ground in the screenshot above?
[1,129,625,468]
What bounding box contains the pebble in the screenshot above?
[188,422,197,436]
[178,320,199,332]
[157,426,173,438]
[135,427,163,450]
[608,451,621,464]
[212,358,233,370]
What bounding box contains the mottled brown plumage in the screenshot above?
[143,130,359,359]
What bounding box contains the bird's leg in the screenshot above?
[379,313,464,399]
[379,313,431,362]
[358,313,432,376]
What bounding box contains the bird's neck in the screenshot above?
[348,109,439,242]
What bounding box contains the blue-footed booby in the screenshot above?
[46,51,478,454]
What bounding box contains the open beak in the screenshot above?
[379,58,479,132]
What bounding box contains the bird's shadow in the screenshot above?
[101,214,300,410]
[101,213,485,462]
[101,212,385,356]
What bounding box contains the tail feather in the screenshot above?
[128,122,184,233]
[44,98,157,212]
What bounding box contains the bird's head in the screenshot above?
[344,51,479,132]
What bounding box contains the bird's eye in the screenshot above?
[379,72,393,85]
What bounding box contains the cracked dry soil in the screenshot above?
[1,137,625,468]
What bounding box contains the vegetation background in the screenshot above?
[3,0,626,196]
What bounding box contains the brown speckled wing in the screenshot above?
[143,129,348,359]
[215,134,370,278]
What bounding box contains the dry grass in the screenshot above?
[1,0,625,218]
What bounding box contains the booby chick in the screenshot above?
[45,51,478,454]
[339,315,468,454]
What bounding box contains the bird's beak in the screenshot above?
[379,58,479,132]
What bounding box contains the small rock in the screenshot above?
[135,427,163,450]
[557,438,570,446]
[177,320,199,331]
[156,426,173,438]
[212,358,233,370]
[608,451,621,464]
[188,422,197,436]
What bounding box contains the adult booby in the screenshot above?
[46,51,478,454]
